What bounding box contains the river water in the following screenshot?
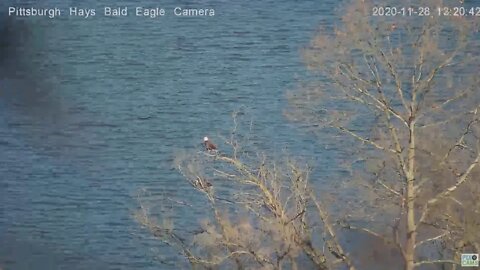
[0,0,348,269]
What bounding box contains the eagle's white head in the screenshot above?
[204,137,209,142]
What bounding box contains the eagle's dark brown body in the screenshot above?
[204,137,217,151]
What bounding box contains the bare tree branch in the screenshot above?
[311,194,357,270]
[414,259,458,267]
[334,124,396,153]
[419,150,480,224]
[415,231,450,249]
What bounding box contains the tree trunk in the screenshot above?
[405,122,416,270]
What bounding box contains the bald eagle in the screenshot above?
[203,136,217,151]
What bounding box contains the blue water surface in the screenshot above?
[0,1,344,269]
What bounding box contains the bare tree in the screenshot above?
[287,0,479,269]
[136,0,479,269]
[136,110,357,269]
